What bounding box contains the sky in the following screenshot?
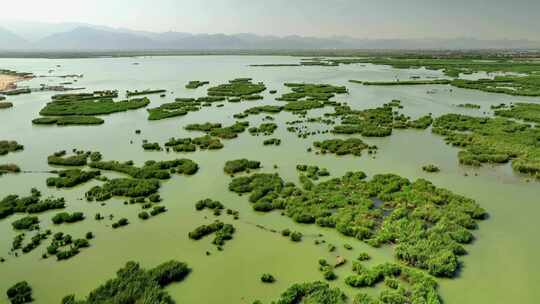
[2,0,539,40]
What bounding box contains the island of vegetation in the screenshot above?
[0,140,24,156]
[432,111,540,178]
[185,81,209,89]
[61,260,190,303]
[229,171,487,277]
[6,281,32,304]
[32,91,150,125]
[224,159,261,174]
[0,188,65,220]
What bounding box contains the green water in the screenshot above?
[0,56,539,304]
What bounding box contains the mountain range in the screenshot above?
[1,21,539,50]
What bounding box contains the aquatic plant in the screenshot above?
[39,97,150,116]
[89,158,198,179]
[147,98,201,121]
[422,164,440,173]
[185,81,210,89]
[229,171,486,277]
[0,189,65,219]
[12,216,39,230]
[126,89,166,97]
[224,159,261,174]
[85,178,160,201]
[263,138,281,146]
[46,169,100,188]
[261,273,275,283]
[6,281,32,304]
[0,101,13,109]
[313,138,370,156]
[32,116,104,126]
[48,151,90,166]
[263,281,347,304]
[432,113,540,177]
[494,102,540,123]
[112,218,129,229]
[61,260,190,304]
[188,220,235,247]
[0,140,23,156]
[0,164,21,175]
[249,123,278,135]
[195,198,224,211]
[207,78,266,98]
[52,212,85,224]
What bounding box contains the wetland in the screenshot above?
[1,55,539,304]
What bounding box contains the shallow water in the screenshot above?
[0,56,539,304]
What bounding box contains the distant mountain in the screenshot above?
[0,27,29,49]
[36,27,158,50]
[1,21,539,50]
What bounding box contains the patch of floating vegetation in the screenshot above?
[329,100,433,137]
[182,121,249,140]
[494,102,540,123]
[207,78,266,98]
[0,140,23,156]
[12,216,40,231]
[208,121,249,139]
[147,98,201,121]
[0,188,65,220]
[260,273,276,283]
[51,212,85,224]
[313,138,375,156]
[318,259,337,281]
[46,169,101,188]
[89,158,198,179]
[276,83,347,102]
[48,150,101,166]
[46,231,91,261]
[0,163,20,176]
[249,122,278,136]
[456,103,481,109]
[195,198,224,211]
[32,91,150,125]
[296,164,330,181]
[344,262,442,303]
[185,80,210,89]
[263,138,281,146]
[260,281,347,304]
[61,260,190,303]
[188,220,235,248]
[165,135,224,152]
[185,122,222,132]
[345,57,540,96]
[432,113,540,178]
[39,93,149,116]
[229,171,487,277]
[357,79,452,86]
[142,141,162,151]
[84,158,198,201]
[126,89,166,97]
[32,116,104,126]
[6,281,33,304]
[0,101,13,109]
[112,218,129,229]
[422,164,440,173]
[224,159,261,174]
[452,76,540,96]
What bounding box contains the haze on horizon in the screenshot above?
[2,0,539,40]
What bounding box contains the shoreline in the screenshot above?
[0,74,30,92]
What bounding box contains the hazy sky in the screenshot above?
[2,0,539,39]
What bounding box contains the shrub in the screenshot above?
[6,281,32,304]
[261,273,275,283]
